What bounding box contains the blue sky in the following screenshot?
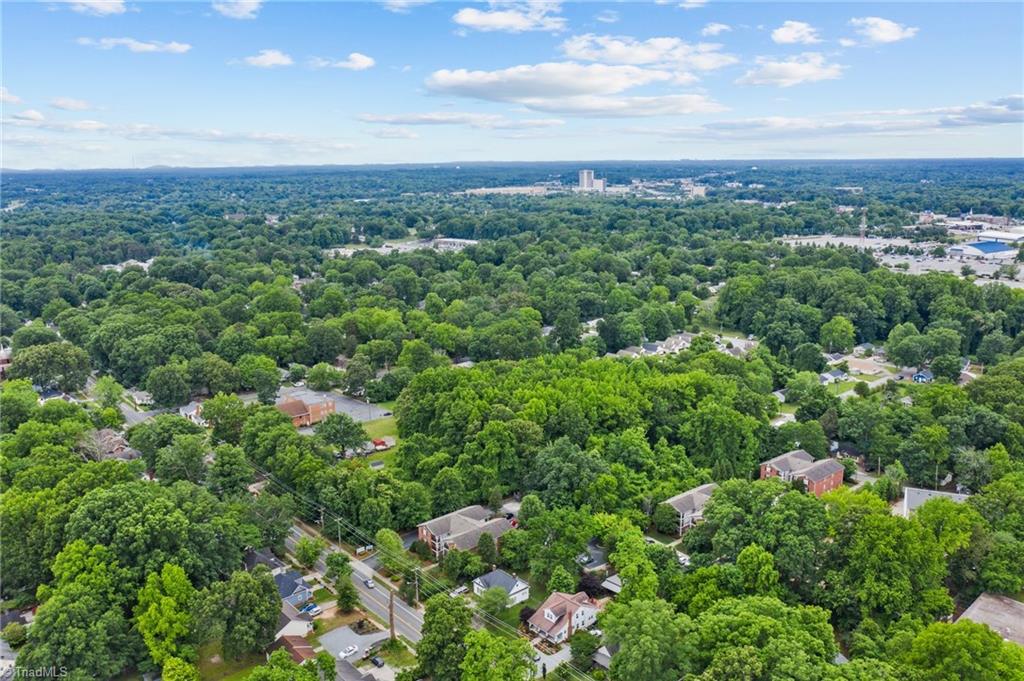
[2,0,1022,168]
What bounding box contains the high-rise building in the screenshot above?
[579,169,594,190]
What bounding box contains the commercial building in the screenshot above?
[276,398,335,428]
[578,169,594,190]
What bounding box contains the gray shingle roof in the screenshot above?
[800,458,845,482]
[474,569,524,594]
[662,483,718,515]
[763,449,814,473]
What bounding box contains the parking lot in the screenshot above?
[238,385,392,423]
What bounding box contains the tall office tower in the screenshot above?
[579,169,594,190]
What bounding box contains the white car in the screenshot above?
[339,645,358,659]
[589,628,603,639]
[364,578,375,589]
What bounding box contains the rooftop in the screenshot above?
[763,449,814,473]
[662,483,718,515]
[902,487,971,516]
[957,593,1024,646]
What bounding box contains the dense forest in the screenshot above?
[2,161,1023,681]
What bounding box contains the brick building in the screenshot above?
[759,449,845,497]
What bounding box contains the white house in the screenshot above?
[528,592,601,644]
[472,569,529,605]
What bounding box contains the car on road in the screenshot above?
[370,657,385,668]
[339,645,358,659]
[364,578,375,589]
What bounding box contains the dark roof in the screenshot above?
[337,660,379,681]
[965,240,1015,253]
[763,449,814,473]
[274,570,306,598]
[662,483,717,515]
[800,458,845,482]
[245,547,285,572]
[474,569,525,594]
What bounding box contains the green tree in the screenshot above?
[10,341,90,392]
[207,444,251,498]
[161,658,200,681]
[147,363,191,408]
[569,630,600,670]
[199,566,280,660]
[477,531,498,567]
[201,393,249,444]
[324,551,352,583]
[735,544,780,596]
[820,315,855,353]
[306,362,343,391]
[94,375,125,409]
[548,564,577,593]
[236,354,280,403]
[336,579,360,612]
[603,598,693,681]
[315,412,368,452]
[375,528,407,574]
[415,594,472,681]
[0,379,38,433]
[478,586,510,619]
[155,434,208,484]
[900,620,1024,681]
[295,536,326,569]
[460,629,535,681]
[135,563,196,666]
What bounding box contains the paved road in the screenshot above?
[285,526,424,643]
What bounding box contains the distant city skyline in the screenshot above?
[2,1,1022,169]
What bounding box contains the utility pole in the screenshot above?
[319,506,324,528]
[389,589,396,641]
[414,569,420,605]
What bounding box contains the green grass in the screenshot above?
[365,640,417,670]
[777,402,798,414]
[196,642,264,681]
[364,416,398,440]
[828,380,862,395]
[313,587,333,604]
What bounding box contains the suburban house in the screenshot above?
[417,505,514,559]
[274,570,313,608]
[472,569,530,605]
[274,604,313,641]
[900,487,970,518]
[88,429,140,462]
[912,369,934,383]
[819,368,848,385]
[660,483,718,536]
[244,547,287,576]
[956,592,1024,646]
[0,347,11,378]
[600,574,622,595]
[759,449,845,497]
[528,591,601,644]
[179,400,206,426]
[276,398,335,428]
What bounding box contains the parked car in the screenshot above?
[450,585,468,596]
[575,552,592,565]
[300,603,322,616]
[370,657,385,668]
[364,578,375,589]
[339,645,358,659]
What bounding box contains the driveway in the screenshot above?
[534,641,572,677]
[239,387,392,423]
[320,625,388,660]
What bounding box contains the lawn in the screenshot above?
[360,640,417,670]
[309,608,367,645]
[196,641,263,681]
[313,587,333,604]
[828,380,862,395]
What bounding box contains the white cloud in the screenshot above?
[561,34,738,73]
[359,111,564,129]
[679,0,707,9]
[839,38,857,48]
[381,0,433,12]
[771,20,821,44]
[310,53,376,71]
[60,1,126,16]
[370,127,419,139]
[595,10,619,24]
[425,62,724,117]
[50,97,92,111]
[635,95,1023,142]
[850,17,918,43]
[428,62,672,101]
[0,87,21,104]
[736,53,843,87]
[241,49,294,67]
[452,2,565,33]
[212,1,262,19]
[77,37,192,53]
[13,109,46,122]
[701,23,730,37]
